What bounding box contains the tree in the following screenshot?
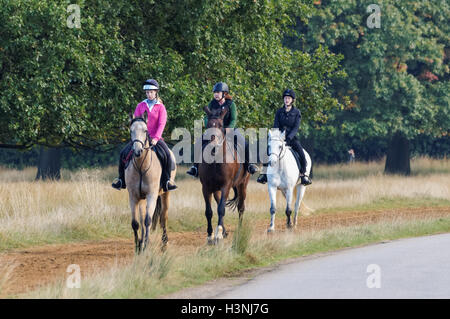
[0,0,346,178]
[302,0,449,173]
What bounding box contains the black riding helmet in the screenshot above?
[212,82,229,93]
[143,79,159,91]
[282,89,296,100]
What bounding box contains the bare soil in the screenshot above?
[1,206,448,297]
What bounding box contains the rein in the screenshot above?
[130,118,154,198]
[132,141,154,199]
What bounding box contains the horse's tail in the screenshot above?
[153,196,162,221]
[226,186,239,212]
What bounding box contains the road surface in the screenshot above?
[217,233,450,299]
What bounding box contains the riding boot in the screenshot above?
[112,142,132,190]
[257,173,267,184]
[243,139,259,174]
[257,163,268,184]
[188,136,208,178]
[158,140,178,192]
[248,163,259,174]
[287,137,311,186]
[186,163,199,177]
[300,175,312,186]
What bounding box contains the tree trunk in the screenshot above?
[36,146,62,180]
[384,131,411,175]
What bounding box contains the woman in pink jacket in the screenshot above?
[112,79,177,192]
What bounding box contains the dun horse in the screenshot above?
[199,108,251,244]
[126,114,176,252]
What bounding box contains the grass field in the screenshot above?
[23,217,450,298]
[0,157,448,251]
[0,157,449,298]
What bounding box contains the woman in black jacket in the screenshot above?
[257,89,312,185]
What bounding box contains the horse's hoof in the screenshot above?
[214,226,223,241]
[267,228,275,234]
[207,237,215,245]
[214,237,223,245]
[286,223,293,229]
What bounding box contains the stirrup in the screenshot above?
[186,166,198,177]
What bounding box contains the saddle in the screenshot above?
[288,147,303,173]
[122,142,174,189]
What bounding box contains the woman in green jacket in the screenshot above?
[186,82,258,177]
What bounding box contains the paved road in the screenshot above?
[217,233,450,299]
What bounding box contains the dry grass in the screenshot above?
[314,156,449,179]
[25,216,450,299]
[0,158,448,251]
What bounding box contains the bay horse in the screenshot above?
[266,128,312,232]
[199,108,251,244]
[126,114,176,252]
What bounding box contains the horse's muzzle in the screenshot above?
[134,149,142,157]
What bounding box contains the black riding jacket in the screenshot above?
[273,106,301,141]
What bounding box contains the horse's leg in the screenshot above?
[143,195,158,251]
[216,185,231,244]
[138,200,147,252]
[203,186,214,245]
[160,192,170,248]
[293,184,307,226]
[213,191,221,207]
[285,186,294,229]
[129,198,140,253]
[267,184,277,233]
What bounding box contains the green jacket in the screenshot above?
[203,99,237,128]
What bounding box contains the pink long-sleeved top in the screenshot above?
[133,100,167,141]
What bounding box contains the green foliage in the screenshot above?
[301,0,449,151]
[0,0,346,151]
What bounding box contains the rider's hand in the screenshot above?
[150,138,158,146]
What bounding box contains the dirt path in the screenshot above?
[1,206,449,297]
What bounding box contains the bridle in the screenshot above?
[208,119,226,147]
[130,118,152,151]
[268,137,287,162]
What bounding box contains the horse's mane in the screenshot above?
[130,116,147,127]
[269,128,284,141]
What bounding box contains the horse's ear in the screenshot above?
[280,130,286,140]
[129,111,134,122]
[141,111,148,122]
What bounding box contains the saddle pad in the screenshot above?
[123,145,173,190]
[289,147,303,173]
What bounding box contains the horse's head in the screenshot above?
[206,107,227,143]
[129,111,148,158]
[268,128,286,167]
